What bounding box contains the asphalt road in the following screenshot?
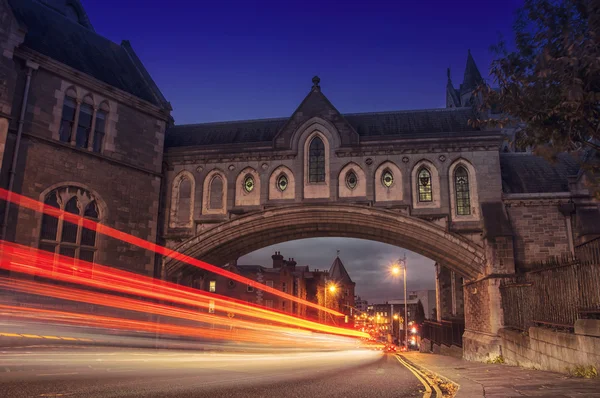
[0,347,425,398]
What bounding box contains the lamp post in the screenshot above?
[323,281,337,324]
[391,255,408,350]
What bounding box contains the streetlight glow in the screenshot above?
[391,265,401,276]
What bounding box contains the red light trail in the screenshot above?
[0,188,343,317]
[0,241,368,338]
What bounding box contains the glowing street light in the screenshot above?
[390,255,408,350]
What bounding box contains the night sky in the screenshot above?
[81,0,522,303]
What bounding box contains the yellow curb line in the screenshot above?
[395,355,433,398]
[0,331,94,343]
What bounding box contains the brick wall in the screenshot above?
[9,138,161,277]
[506,202,571,269]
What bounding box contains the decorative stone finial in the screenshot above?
[312,75,320,89]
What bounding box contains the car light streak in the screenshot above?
[0,188,343,317]
[0,242,368,339]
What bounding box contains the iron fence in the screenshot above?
[422,319,465,347]
[500,254,600,330]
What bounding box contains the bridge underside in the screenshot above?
[166,205,486,280]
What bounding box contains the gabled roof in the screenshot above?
[165,107,480,148]
[328,256,353,284]
[500,153,580,194]
[9,0,169,108]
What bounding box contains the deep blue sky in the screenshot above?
[80,0,523,302]
[82,0,522,125]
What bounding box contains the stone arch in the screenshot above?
[165,205,485,279]
[235,167,260,207]
[338,162,366,198]
[202,169,227,215]
[290,117,342,153]
[448,158,480,221]
[374,161,403,202]
[303,130,331,199]
[411,159,441,209]
[39,182,107,219]
[169,170,195,228]
[269,165,295,200]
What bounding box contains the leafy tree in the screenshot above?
[474,0,600,162]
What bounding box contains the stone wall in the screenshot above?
[499,322,600,374]
[506,201,571,269]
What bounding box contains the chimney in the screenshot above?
[288,257,297,268]
[272,251,284,268]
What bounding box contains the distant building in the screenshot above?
[406,290,436,320]
[202,252,355,323]
[355,296,368,314]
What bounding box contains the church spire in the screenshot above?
[461,49,483,94]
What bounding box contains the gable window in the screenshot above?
[39,187,99,264]
[308,136,325,183]
[417,168,433,202]
[454,166,471,215]
[59,97,77,143]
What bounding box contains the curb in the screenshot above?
[398,354,460,397]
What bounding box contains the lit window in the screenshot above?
[243,174,255,193]
[417,168,433,202]
[209,280,216,292]
[454,166,471,215]
[382,170,394,187]
[308,136,325,183]
[208,300,215,313]
[277,174,288,191]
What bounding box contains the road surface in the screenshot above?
[0,346,425,397]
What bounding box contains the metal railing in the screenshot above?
[421,319,465,347]
[500,253,600,331]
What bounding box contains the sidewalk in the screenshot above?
[401,352,600,397]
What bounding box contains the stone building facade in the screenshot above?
[2,0,600,362]
[0,0,172,277]
[201,252,355,321]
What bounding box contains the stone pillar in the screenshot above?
[434,263,442,322]
[436,264,453,320]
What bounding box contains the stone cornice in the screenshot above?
[14,47,171,121]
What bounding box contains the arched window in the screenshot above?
[209,175,224,209]
[59,96,77,143]
[308,136,325,183]
[39,187,100,263]
[454,166,471,215]
[177,177,192,223]
[76,97,94,148]
[417,168,433,202]
[93,102,109,153]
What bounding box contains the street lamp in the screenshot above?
[323,281,337,324]
[391,256,408,351]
